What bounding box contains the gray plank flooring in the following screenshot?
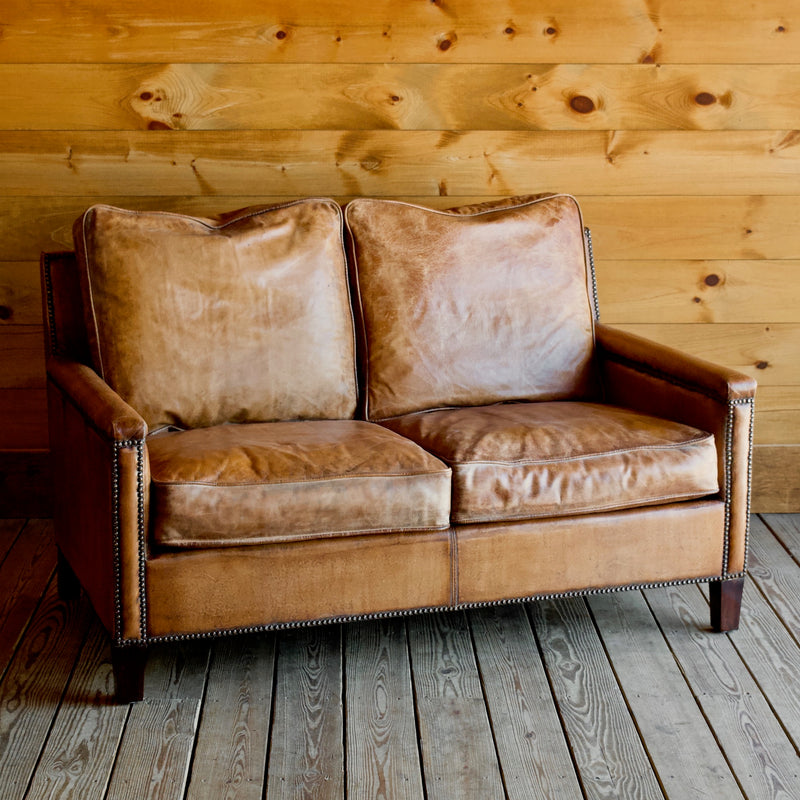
[1,515,799,799]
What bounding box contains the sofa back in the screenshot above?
[345,194,599,420]
[70,200,358,429]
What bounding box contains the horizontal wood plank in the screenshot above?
[0,389,48,450]
[609,323,799,385]
[751,446,800,513]
[596,260,800,325]
[0,326,45,388]
[0,263,41,326]
[5,195,800,263]
[3,64,800,131]
[2,131,800,198]
[1,1,797,63]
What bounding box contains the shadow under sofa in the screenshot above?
[43,193,756,703]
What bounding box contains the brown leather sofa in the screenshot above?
[42,193,756,703]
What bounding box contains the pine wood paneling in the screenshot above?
[1,0,798,509]
[3,131,800,197]
[4,195,800,263]
[1,1,798,64]
[597,260,800,324]
[3,64,800,131]
[613,323,799,385]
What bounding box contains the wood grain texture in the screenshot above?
[469,604,584,800]
[266,626,344,800]
[596,260,800,325]
[745,516,800,638]
[345,621,424,800]
[3,64,800,131]
[612,323,799,385]
[644,583,799,800]
[751,447,800,512]
[0,326,45,388]
[106,643,210,800]
[3,130,800,197]
[24,622,129,800]
[0,262,41,325]
[762,513,800,557]
[407,611,505,800]
[1,0,797,63]
[752,387,800,445]
[588,591,745,799]
[0,519,56,676]
[6,195,800,263]
[530,598,663,800]
[186,636,276,800]
[0,582,91,800]
[704,579,800,751]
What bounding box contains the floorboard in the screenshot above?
[0,515,798,800]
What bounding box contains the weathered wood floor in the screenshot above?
[1,515,799,799]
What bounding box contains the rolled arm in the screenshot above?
[47,357,149,643]
[595,323,756,577]
[47,356,147,441]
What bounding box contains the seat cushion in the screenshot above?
[73,200,357,429]
[344,194,598,420]
[147,420,451,548]
[380,402,719,524]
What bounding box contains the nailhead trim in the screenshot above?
[584,227,600,323]
[112,572,739,646]
[722,396,755,579]
[42,254,60,358]
[113,438,148,646]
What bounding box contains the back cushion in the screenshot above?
[345,194,598,420]
[74,200,357,429]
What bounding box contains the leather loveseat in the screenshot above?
[42,193,756,703]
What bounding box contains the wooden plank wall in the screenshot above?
[1,0,798,511]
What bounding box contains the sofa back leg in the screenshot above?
[710,577,745,632]
[112,646,147,703]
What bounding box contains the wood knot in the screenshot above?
[755,361,769,370]
[437,34,455,51]
[695,92,716,106]
[0,305,12,320]
[147,120,172,130]
[704,274,720,286]
[544,26,558,36]
[570,95,595,114]
[275,29,287,40]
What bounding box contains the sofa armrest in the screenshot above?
[47,356,148,441]
[595,323,756,577]
[47,357,149,644]
[595,324,756,404]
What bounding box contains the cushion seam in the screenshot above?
[432,434,714,467]
[452,490,715,524]
[151,469,452,488]
[156,522,452,549]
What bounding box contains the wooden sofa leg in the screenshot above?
[112,646,147,703]
[710,577,745,632]
[57,548,81,601]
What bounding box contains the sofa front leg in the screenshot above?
[710,577,745,632]
[112,645,148,703]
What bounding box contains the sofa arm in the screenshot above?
[595,323,756,577]
[47,357,149,644]
[47,356,147,442]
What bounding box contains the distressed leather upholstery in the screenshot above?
[148,420,450,548]
[73,200,357,428]
[344,194,598,420]
[381,402,719,523]
[43,192,757,703]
